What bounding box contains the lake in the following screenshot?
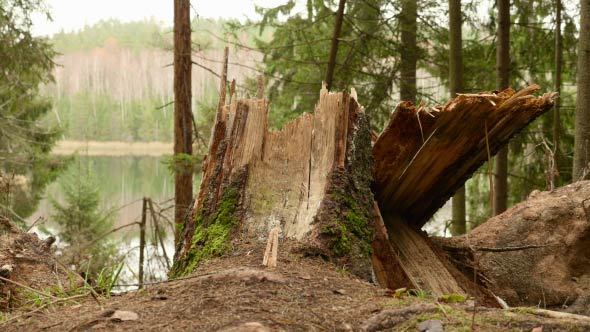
[27,141,188,287]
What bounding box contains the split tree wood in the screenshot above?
[170,84,557,301]
[172,86,378,279]
[371,84,556,297]
[373,85,557,229]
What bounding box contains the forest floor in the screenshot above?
[1,241,589,331]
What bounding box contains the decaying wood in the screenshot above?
[373,85,557,229]
[172,87,376,278]
[370,201,412,290]
[369,85,556,297]
[384,216,465,296]
[262,227,279,268]
[172,83,558,308]
[509,307,590,323]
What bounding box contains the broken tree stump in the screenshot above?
[170,84,556,303]
[371,85,556,296]
[171,87,379,279]
[373,85,557,228]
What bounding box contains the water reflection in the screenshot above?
[27,154,194,288]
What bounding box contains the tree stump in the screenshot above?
[171,88,379,279]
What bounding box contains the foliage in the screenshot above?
[45,162,120,280]
[0,0,66,219]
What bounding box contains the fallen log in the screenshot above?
[436,181,590,315]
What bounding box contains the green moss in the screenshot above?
[321,188,373,258]
[170,185,241,278]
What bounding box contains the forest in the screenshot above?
[1,0,590,331]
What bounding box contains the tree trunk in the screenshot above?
[449,0,466,235]
[573,0,590,180]
[325,0,346,90]
[373,86,555,229]
[493,0,510,215]
[437,181,590,314]
[173,0,193,241]
[400,0,417,103]
[171,88,379,279]
[553,0,563,184]
[372,86,555,297]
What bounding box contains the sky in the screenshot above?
[33,0,303,36]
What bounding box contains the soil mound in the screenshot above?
[0,217,72,310]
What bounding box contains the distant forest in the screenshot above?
[43,19,265,142]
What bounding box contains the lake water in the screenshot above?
[27,144,184,287]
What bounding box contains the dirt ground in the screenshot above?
[1,241,589,331]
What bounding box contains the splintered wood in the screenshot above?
[373,85,557,229]
[177,87,371,270]
[262,227,280,268]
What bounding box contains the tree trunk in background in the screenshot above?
[553,0,563,184]
[573,0,590,181]
[493,0,510,215]
[400,0,417,103]
[325,0,346,90]
[173,0,193,242]
[449,0,466,235]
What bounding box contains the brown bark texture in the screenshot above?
[171,88,378,279]
[493,0,511,215]
[400,0,417,103]
[324,0,346,90]
[449,0,465,235]
[173,0,193,238]
[573,0,590,180]
[171,84,556,303]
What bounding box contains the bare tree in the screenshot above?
[325,0,346,90]
[553,0,563,183]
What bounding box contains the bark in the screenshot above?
[325,0,346,90]
[573,0,590,180]
[173,0,193,240]
[493,0,510,215]
[400,0,417,103]
[553,0,563,183]
[171,89,378,279]
[436,181,590,314]
[449,0,466,235]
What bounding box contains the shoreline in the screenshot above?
[52,140,173,157]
